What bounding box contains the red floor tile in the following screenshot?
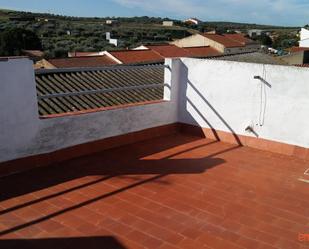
[1,133,309,249]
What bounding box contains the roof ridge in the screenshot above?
[184,46,212,49]
[110,49,154,53]
[49,55,108,60]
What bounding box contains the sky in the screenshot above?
[0,0,308,26]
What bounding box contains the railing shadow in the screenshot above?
[0,134,239,237]
[0,136,213,202]
[0,236,126,249]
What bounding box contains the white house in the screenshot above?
[106,32,118,47]
[299,28,309,48]
[106,20,118,25]
[184,18,201,25]
[171,33,260,54]
[163,21,174,27]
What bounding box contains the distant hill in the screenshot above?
[203,21,299,30]
[0,9,300,58]
[0,9,299,29]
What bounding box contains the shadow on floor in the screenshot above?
[0,134,244,238]
[0,135,227,202]
[0,236,126,249]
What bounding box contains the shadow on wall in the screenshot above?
[177,60,243,145]
[0,236,126,249]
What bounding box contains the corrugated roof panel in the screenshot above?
[35,65,165,116]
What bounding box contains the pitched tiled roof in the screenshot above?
[184,46,222,57]
[224,34,256,45]
[146,44,192,58]
[214,52,288,65]
[202,33,249,48]
[35,65,164,116]
[109,50,164,64]
[48,55,118,68]
[294,64,309,67]
[287,47,309,53]
[68,52,102,57]
[22,50,44,58]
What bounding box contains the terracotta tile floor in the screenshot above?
[0,133,309,249]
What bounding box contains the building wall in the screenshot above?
[0,58,179,163]
[300,40,309,47]
[202,37,225,53]
[279,51,305,65]
[248,29,264,37]
[163,21,173,26]
[176,58,309,148]
[2,57,309,164]
[172,34,259,54]
[224,44,260,54]
[171,34,222,50]
[34,59,56,69]
[300,28,309,48]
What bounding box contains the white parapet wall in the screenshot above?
[176,58,309,148]
[0,58,179,163]
[2,57,309,164]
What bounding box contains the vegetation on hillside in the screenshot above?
[0,28,41,56]
[272,33,299,50]
[0,9,301,58]
[0,10,192,58]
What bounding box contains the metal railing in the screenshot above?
[35,64,169,75]
[38,83,167,100]
[35,64,169,100]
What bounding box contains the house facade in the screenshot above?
[299,28,309,47]
[171,33,260,54]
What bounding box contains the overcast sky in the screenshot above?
[0,0,308,26]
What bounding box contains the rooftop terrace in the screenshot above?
[0,57,309,249]
[0,132,309,249]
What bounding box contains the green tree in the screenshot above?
[257,34,273,46]
[53,47,68,58]
[0,28,42,56]
[272,34,298,49]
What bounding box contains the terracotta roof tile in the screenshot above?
[68,52,102,57]
[202,33,249,48]
[224,34,255,45]
[146,44,192,58]
[287,46,309,53]
[184,46,222,57]
[48,55,118,68]
[295,64,309,67]
[22,50,44,58]
[109,50,164,64]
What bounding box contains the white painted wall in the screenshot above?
[300,28,309,48]
[0,58,40,160]
[2,57,309,164]
[300,40,309,47]
[177,58,309,148]
[0,58,179,163]
[163,21,174,26]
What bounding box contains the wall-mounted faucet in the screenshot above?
[245,125,259,137]
[254,75,272,88]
